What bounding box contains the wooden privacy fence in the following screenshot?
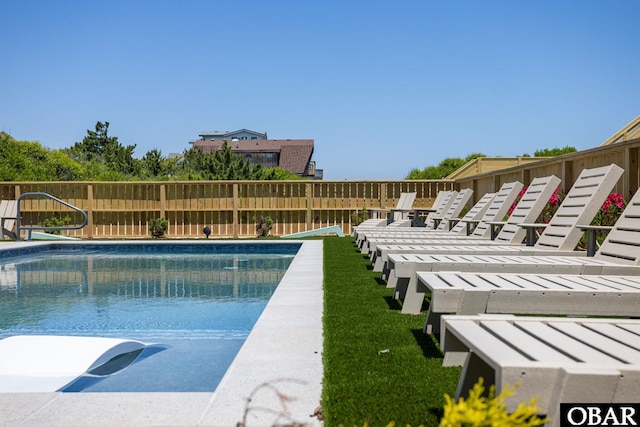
[0,181,453,239]
[456,138,640,203]
[1,138,638,239]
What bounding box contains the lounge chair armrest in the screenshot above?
[517,222,548,229]
[577,225,614,257]
[485,221,507,240]
[1,216,14,227]
[446,218,461,231]
[577,225,614,232]
[430,216,444,228]
[405,208,435,224]
[459,218,481,235]
[366,207,392,219]
[411,208,436,214]
[517,222,548,246]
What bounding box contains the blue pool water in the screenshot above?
[0,242,299,392]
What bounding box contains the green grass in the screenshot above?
[322,237,460,426]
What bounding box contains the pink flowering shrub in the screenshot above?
[593,192,626,227]
[539,188,564,224]
[506,187,527,217]
[578,192,627,249]
[504,187,565,224]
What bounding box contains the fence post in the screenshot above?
[233,183,239,238]
[87,184,94,239]
[306,182,312,231]
[624,145,635,199]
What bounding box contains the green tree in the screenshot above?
[69,121,139,178]
[0,128,309,182]
[193,141,264,180]
[141,148,165,178]
[407,153,486,179]
[48,149,86,181]
[521,146,577,157]
[177,147,206,179]
[0,132,85,181]
[533,146,577,157]
[260,167,302,180]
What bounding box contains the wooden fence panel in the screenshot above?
[1,138,638,238]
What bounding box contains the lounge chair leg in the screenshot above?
[393,277,409,301]
[424,310,442,334]
[457,291,490,316]
[401,276,426,315]
[387,272,399,289]
[455,352,495,402]
[381,262,390,280]
[442,351,468,367]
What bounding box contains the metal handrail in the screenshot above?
[16,192,88,241]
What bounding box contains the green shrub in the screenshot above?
[38,215,71,235]
[149,217,168,238]
[578,192,626,249]
[350,205,368,226]
[439,378,548,427]
[255,215,273,237]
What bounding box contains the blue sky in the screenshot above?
[1,1,639,180]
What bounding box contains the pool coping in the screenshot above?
[0,240,324,427]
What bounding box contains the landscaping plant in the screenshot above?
[149,217,168,238]
[440,378,548,427]
[578,192,627,249]
[39,215,71,235]
[255,215,273,237]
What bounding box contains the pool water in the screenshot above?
[0,243,298,392]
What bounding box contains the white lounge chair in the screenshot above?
[354,191,451,247]
[377,175,560,285]
[417,190,457,231]
[440,314,640,426]
[364,192,494,262]
[361,176,555,262]
[418,271,640,334]
[359,189,473,254]
[388,181,640,314]
[382,164,624,302]
[0,200,17,240]
[425,188,473,231]
[352,191,419,235]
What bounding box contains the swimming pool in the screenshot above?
[0,241,300,393]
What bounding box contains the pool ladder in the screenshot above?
[16,192,88,241]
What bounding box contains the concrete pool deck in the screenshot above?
[0,240,324,426]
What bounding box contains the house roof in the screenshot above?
[191,139,314,175]
[600,116,640,146]
[199,129,268,139]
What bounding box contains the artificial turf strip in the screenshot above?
[322,237,460,427]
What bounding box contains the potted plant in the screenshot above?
[255,215,273,238]
[149,217,168,238]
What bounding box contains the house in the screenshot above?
[198,129,268,141]
[190,129,322,179]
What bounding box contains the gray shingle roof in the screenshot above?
[191,139,314,175]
